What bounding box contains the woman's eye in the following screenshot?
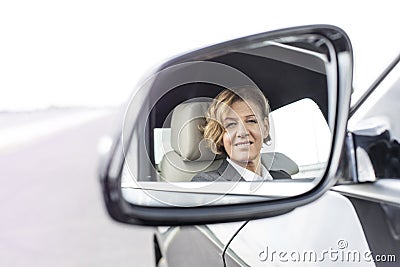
[225,122,236,128]
[247,119,257,124]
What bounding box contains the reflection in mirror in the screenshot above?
[120,33,336,207]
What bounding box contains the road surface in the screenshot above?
[0,109,155,266]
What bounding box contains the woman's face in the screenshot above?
[221,100,269,168]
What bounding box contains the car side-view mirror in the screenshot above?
[100,25,353,226]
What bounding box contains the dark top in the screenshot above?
[191,159,291,182]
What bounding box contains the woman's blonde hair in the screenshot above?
[203,86,271,155]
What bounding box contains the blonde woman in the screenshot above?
[192,87,290,182]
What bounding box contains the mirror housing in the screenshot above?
[100,25,353,226]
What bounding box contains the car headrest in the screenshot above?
[170,101,217,161]
[262,152,299,175]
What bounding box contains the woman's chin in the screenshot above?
[231,155,254,164]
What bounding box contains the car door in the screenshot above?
[158,192,374,266]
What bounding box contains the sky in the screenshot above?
[0,1,399,111]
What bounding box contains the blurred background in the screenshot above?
[0,1,399,266]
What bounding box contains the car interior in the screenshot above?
[138,47,330,182]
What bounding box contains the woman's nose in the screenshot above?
[236,122,249,137]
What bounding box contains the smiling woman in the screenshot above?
[192,87,291,182]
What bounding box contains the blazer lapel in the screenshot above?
[216,159,244,182]
[215,159,291,181]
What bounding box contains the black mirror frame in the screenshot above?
[99,24,353,226]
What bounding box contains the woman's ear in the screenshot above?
[263,117,269,139]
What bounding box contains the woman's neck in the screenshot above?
[232,158,262,176]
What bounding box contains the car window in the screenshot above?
[267,98,331,178]
[153,98,331,179]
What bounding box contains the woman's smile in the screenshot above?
[234,141,253,147]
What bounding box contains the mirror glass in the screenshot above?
[120,33,337,207]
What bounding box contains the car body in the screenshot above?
[100,25,400,266]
